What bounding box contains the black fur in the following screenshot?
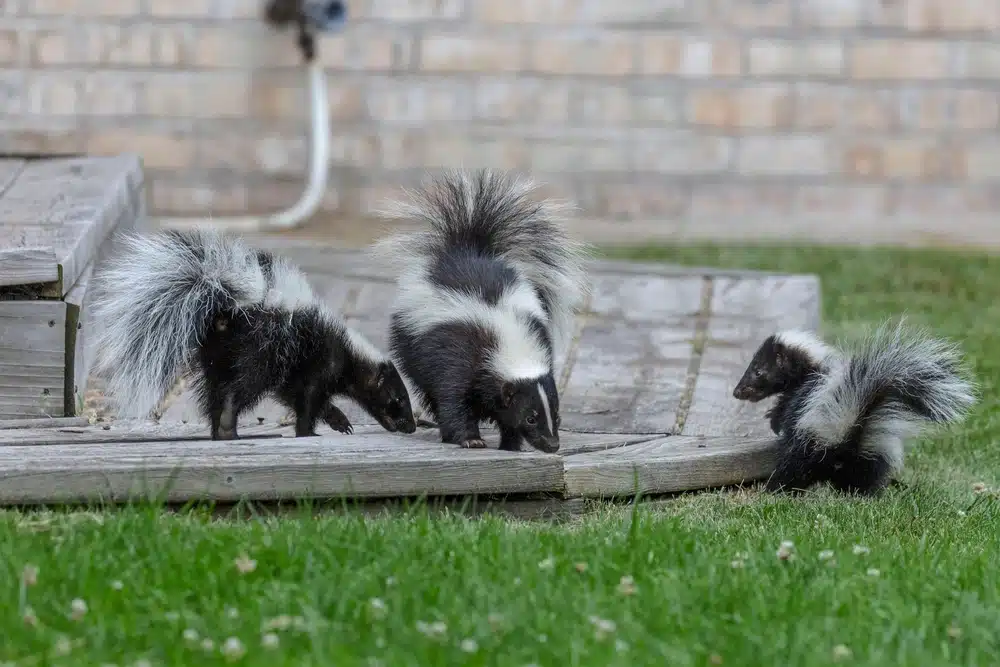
[91,228,416,440]
[200,305,415,440]
[381,171,575,453]
[389,315,561,453]
[732,328,975,496]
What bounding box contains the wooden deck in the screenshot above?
[3,237,821,505]
[0,154,823,505]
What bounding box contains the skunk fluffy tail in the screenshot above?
[372,169,592,352]
[90,229,269,419]
[795,320,977,459]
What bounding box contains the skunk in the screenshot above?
[732,321,976,495]
[90,229,416,440]
[371,169,591,453]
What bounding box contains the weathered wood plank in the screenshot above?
[0,155,143,294]
[563,435,776,498]
[0,435,564,504]
[559,318,697,434]
[587,274,704,323]
[0,418,658,456]
[0,247,59,287]
[0,300,66,419]
[682,276,822,438]
[0,416,91,430]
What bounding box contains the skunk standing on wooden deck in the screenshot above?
[372,169,591,453]
[90,229,416,439]
[732,321,977,494]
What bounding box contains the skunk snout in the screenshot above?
[530,435,560,454]
[396,417,417,434]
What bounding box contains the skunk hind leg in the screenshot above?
[209,391,240,441]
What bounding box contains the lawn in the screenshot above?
[2,244,999,667]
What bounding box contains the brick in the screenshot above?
[144,74,249,118]
[31,0,139,14]
[77,74,139,115]
[798,0,864,27]
[87,130,196,169]
[150,175,248,215]
[591,182,689,220]
[420,34,524,72]
[797,185,888,217]
[147,0,214,17]
[965,139,1000,182]
[900,90,1000,130]
[25,75,78,115]
[515,80,572,124]
[849,41,950,80]
[748,41,844,77]
[250,76,363,123]
[955,43,1000,79]
[631,85,683,126]
[842,139,965,180]
[254,135,308,174]
[317,32,409,71]
[640,36,741,78]
[736,136,829,176]
[882,0,1000,32]
[192,27,296,68]
[474,0,583,22]
[686,85,792,130]
[32,29,73,65]
[367,79,472,124]
[795,84,898,130]
[689,183,795,217]
[424,134,526,170]
[632,131,732,174]
[88,24,153,66]
[710,0,792,28]
[530,34,634,76]
[0,28,22,65]
[576,83,632,125]
[0,120,87,154]
[474,79,519,123]
[366,0,465,20]
[528,139,630,173]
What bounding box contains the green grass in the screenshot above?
[3,243,1000,667]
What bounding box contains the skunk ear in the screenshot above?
[500,381,515,407]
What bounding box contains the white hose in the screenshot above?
[157,61,331,233]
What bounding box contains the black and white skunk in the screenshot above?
[90,229,416,439]
[371,169,591,453]
[732,321,977,495]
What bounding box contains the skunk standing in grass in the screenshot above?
[371,169,591,453]
[90,229,416,440]
[732,321,976,495]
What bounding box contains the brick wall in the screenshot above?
[2,0,1000,244]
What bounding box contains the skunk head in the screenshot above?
[494,375,560,453]
[352,361,417,434]
[733,331,831,402]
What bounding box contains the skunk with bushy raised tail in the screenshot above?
[90,229,416,439]
[371,169,592,453]
[732,321,977,494]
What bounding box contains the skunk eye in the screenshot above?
[525,414,537,426]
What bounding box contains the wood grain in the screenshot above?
[0,435,564,504]
[559,318,697,434]
[0,300,66,419]
[563,435,777,497]
[0,247,59,287]
[682,276,822,438]
[0,155,143,295]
